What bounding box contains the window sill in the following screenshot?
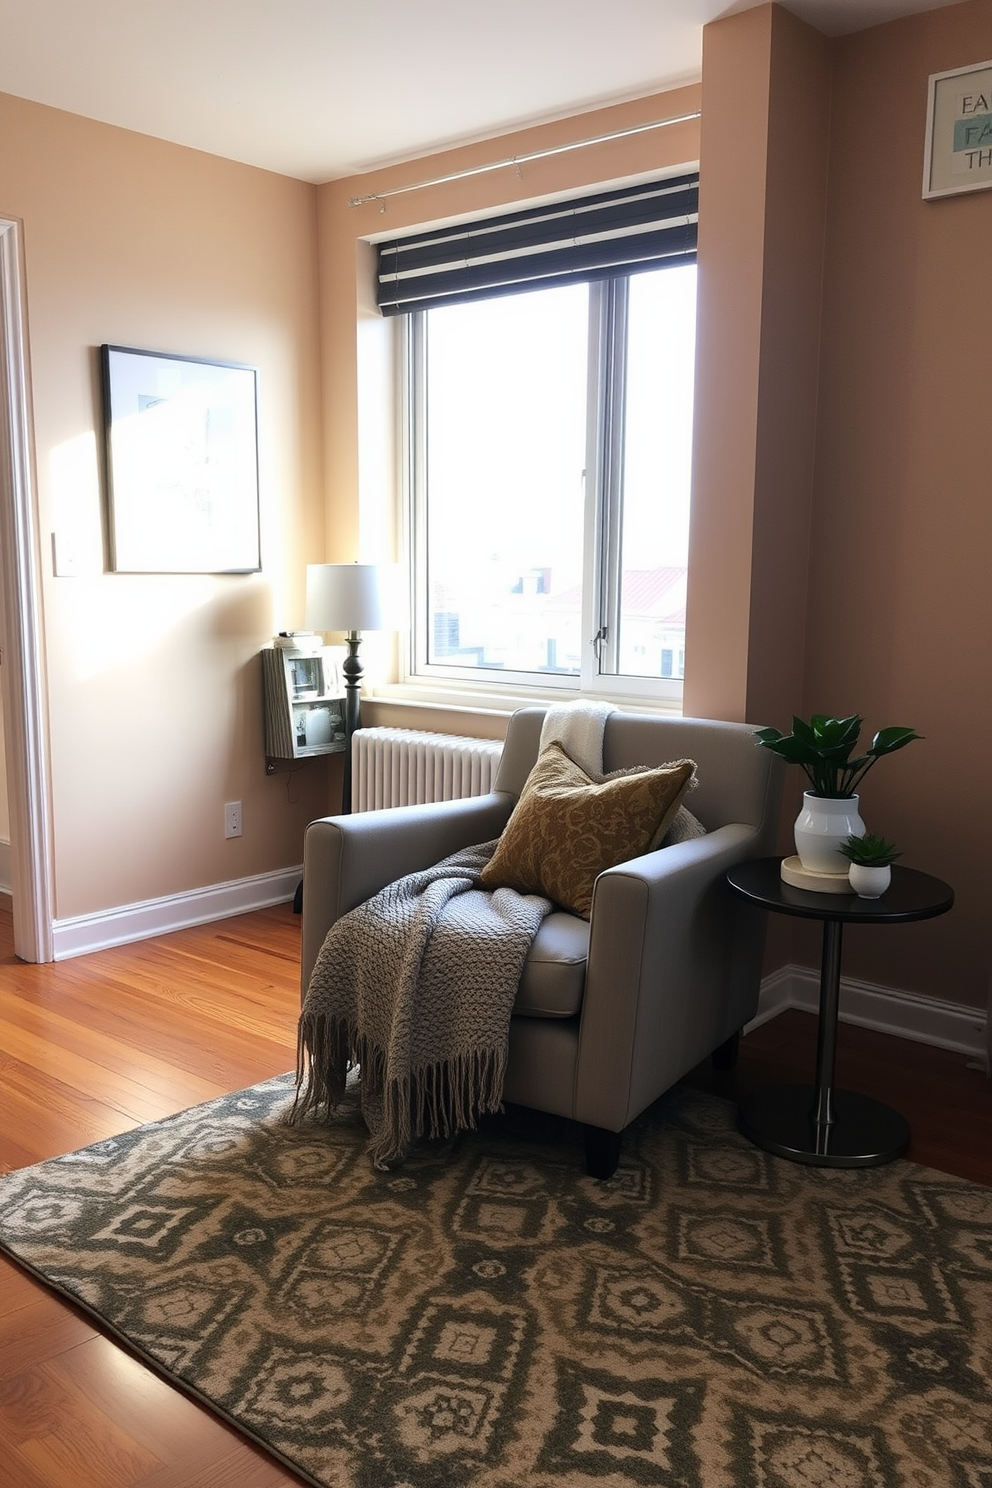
[367,678,684,720]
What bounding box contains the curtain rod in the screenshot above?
[348,111,701,209]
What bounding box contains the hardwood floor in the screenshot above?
[0,905,307,1488]
[0,902,989,1486]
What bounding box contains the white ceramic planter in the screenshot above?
[793,792,865,874]
[848,863,892,899]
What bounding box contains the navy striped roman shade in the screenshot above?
[375,171,698,316]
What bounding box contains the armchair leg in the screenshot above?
[711,1030,741,1071]
[583,1125,622,1180]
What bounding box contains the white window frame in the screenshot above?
[397,272,689,714]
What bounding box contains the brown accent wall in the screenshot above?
[803,0,992,1005]
[685,4,831,729]
[690,0,991,1009]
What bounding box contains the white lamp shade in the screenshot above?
[305,563,401,633]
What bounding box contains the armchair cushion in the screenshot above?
[479,741,695,917]
[513,911,589,1018]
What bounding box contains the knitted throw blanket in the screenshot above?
[293,841,552,1168]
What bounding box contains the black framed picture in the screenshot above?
[101,344,261,573]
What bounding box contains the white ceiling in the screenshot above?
[0,0,963,183]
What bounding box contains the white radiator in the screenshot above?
[351,727,504,811]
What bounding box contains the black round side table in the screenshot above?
[726,857,954,1168]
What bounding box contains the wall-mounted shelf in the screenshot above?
[261,646,345,770]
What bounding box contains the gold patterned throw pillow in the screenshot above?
[479,741,696,918]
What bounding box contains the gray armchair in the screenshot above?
[300,707,782,1177]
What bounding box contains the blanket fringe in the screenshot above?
[289,1013,351,1124]
[291,1014,508,1170]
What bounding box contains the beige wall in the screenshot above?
[0,93,329,919]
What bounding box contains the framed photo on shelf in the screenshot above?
[101,344,261,573]
[288,654,324,698]
[923,59,992,199]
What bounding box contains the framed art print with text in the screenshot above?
[923,59,992,199]
[102,344,261,573]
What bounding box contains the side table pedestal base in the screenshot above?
[738,1085,910,1167]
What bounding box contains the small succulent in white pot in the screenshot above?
[839,833,901,898]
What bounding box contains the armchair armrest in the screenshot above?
[574,823,766,1130]
[300,791,514,994]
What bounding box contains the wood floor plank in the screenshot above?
[138,1443,307,1488]
[0,1291,97,1374]
[136,1452,306,1488]
[55,1335,307,1486]
[8,990,293,1095]
[0,1061,147,1166]
[0,1446,66,1488]
[0,1256,96,1333]
[26,960,297,1069]
[53,1334,232,1462]
[0,1254,47,1315]
[0,1019,201,1131]
[0,1353,163,1486]
[0,1002,222,1109]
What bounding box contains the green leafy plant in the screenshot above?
[754,714,921,798]
[838,832,902,866]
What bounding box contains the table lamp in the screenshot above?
[305,562,400,812]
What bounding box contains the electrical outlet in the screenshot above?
[224,801,243,839]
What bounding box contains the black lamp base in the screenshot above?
[340,630,364,814]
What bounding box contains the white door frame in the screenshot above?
[0,216,55,962]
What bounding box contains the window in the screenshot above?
[380,175,698,703]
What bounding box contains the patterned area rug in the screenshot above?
[0,1076,990,1488]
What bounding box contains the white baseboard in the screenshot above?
[0,837,10,897]
[51,866,302,961]
[750,962,988,1067]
